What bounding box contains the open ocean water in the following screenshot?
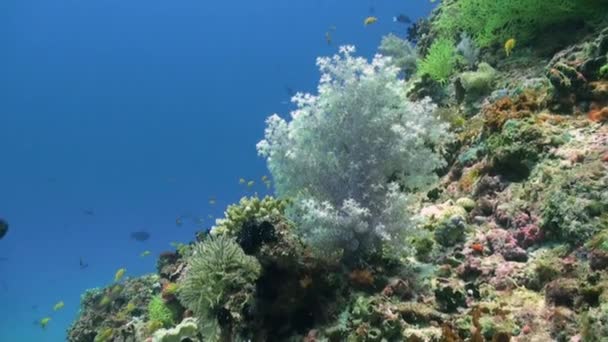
[0,0,434,340]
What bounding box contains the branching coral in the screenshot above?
[378,33,418,77]
[210,196,285,237]
[177,235,261,341]
[258,45,451,259]
[210,195,287,254]
[455,33,479,69]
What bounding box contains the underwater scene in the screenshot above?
[2,0,608,341]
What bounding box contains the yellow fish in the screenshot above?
[114,268,126,282]
[239,178,246,184]
[111,284,123,295]
[40,317,51,329]
[247,180,255,188]
[505,38,516,56]
[99,295,112,307]
[126,301,136,312]
[140,250,151,257]
[53,301,64,311]
[364,16,378,26]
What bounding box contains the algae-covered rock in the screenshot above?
[545,278,580,308]
[434,278,466,312]
[487,119,557,181]
[478,315,517,340]
[458,62,497,100]
[580,302,608,340]
[540,161,608,246]
[547,27,608,112]
[434,215,467,247]
[456,197,476,211]
[420,200,467,226]
[68,275,159,342]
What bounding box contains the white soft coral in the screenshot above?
[258,46,452,256]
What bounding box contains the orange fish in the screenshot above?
[470,243,484,253]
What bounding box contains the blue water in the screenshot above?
[0,0,434,340]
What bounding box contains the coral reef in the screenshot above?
[69,4,608,342]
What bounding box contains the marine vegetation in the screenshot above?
[177,235,261,341]
[147,295,176,329]
[433,0,608,48]
[416,37,456,84]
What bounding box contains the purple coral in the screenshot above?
[513,213,543,248]
[487,228,528,262]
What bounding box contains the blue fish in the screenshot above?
[0,219,8,240]
[393,14,411,25]
[130,231,150,242]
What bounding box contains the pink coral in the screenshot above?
[486,228,528,262]
[513,212,543,248]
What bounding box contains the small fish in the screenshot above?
[53,301,64,311]
[261,175,268,182]
[207,214,213,219]
[82,209,95,216]
[114,268,126,282]
[325,31,332,45]
[176,217,183,227]
[284,86,295,98]
[125,301,136,313]
[504,38,516,56]
[393,14,411,24]
[470,243,484,253]
[39,317,51,329]
[239,178,246,184]
[140,250,151,257]
[247,180,255,188]
[363,16,378,26]
[0,218,9,240]
[130,231,150,242]
[79,257,89,270]
[99,295,112,307]
[209,197,216,205]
